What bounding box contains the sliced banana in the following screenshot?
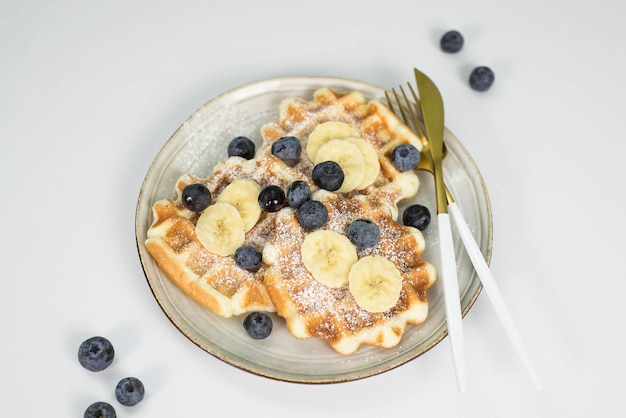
[306,121,360,161]
[344,137,380,189]
[348,255,403,313]
[301,230,358,288]
[314,139,365,193]
[195,202,245,256]
[215,178,262,232]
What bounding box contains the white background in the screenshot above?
[2,0,625,417]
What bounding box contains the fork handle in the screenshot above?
[447,202,542,390]
[437,213,466,392]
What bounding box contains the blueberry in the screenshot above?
[469,66,495,92]
[296,200,328,230]
[182,183,211,212]
[258,185,286,212]
[271,136,302,165]
[346,219,381,249]
[115,377,145,407]
[78,336,114,372]
[286,180,311,208]
[392,144,421,171]
[227,136,255,159]
[402,204,431,231]
[243,312,273,339]
[84,402,116,418]
[312,161,344,191]
[234,245,263,271]
[440,30,464,53]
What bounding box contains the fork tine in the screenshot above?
[400,84,427,141]
[384,90,407,126]
[386,85,427,141]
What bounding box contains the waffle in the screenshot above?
[259,88,423,219]
[145,87,437,353]
[263,191,437,354]
[145,154,308,317]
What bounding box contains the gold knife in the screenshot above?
[414,67,466,391]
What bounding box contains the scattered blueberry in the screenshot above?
[296,200,328,230]
[286,181,311,208]
[346,219,381,249]
[271,136,302,165]
[78,336,115,372]
[182,183,211,212]
[440,30,464,53]
[392,144,421,171]
[115,377,145,407]
[312,161,344,191]
[84,402,116,418]
[227,136,256,159]
[402,204,431,231]
[258,185,286,212]
[234,246,263,271]
[469,66,495,92]
[243,312,273,339]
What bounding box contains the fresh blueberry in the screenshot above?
[182,183,211,212]
[286,181,311,208]
[115,377,145,407]
[84,402,116,418]
[296,200,328,230]
[392,144,421,171]
[271,136,302,165]
[346,219,381,249]
[78,336,114,372]
[312,161,344,191]
[234,246,263,271]
[469,66,495,92]
[227,136,255,159]
[243,312,273,339]
[258,185,286,212]
[402,204,431,231]
[440,30,464,53]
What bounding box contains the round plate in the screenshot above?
[135,76,492,383]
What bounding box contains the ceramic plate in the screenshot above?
[135,76,492,383]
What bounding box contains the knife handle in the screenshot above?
[447,202,542,390]
[437,213,466,392]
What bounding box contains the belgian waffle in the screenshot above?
[263,191,437,354]
[144,154,308,317]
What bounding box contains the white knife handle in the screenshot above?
[448,202,542,390]
[437,213,466,392]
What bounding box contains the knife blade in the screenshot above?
[414,67,466,391]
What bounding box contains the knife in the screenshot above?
[414,68,466,392]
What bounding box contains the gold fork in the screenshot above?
[386,76,542,390]
[386,76,465,391]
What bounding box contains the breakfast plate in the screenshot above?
[135,76,492,383]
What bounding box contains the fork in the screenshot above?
[386,81,543,391]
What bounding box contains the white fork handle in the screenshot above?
[438,213,466,392]
[448,202,542,390]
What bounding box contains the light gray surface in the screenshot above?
[2,1,624,416]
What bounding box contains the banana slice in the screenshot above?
[306,121,360,161]
[348,255,403,313]
[301,230,358,288]
[195,202,245,256]
[314,139,365,193]
[216,178,262,232]
[344,137,380,189]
